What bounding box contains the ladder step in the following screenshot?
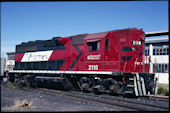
[127,85,134,87]
[129,78,134,81]
[124,91,134,94]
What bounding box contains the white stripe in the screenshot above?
[9,70,113,75]
[141,77,146,96]
[21,50,53,62]
[134,75,139,96]
[136,73,143,96]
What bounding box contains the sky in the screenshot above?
[1,1,168,57]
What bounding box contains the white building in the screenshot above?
[5,52,15,71]
[145,37,169,84]
[1,58,6,76]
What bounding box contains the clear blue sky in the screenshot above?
[1,1,168,57]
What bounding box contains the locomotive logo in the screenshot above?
[87,54,101,60]
[21,51,53,62]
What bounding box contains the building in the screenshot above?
[0,58,5,80]
[5,52,15,72]
[145,37,169,84]
[1,58,6,76]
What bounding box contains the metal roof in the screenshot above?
[145,37,169,44]
[145,30,168,35]
[6,52,15,55]
[145,30,169,37]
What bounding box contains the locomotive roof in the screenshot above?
[17,28,141,46]
[85,31,108,41]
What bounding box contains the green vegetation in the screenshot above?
[7,81,23,89]
[158,84,169,96]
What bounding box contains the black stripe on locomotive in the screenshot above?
[14,60,65,70]
[16,37,65,53]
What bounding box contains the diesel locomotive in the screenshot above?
[8,28,158,96]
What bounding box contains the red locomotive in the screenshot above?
[9,28,158,96]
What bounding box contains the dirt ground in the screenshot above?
[1,81,131,112]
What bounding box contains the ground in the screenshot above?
[1,81,131,112]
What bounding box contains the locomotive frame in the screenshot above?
[8,28,158,97]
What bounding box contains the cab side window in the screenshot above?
[105,39,110,50]
[87,41,100,51]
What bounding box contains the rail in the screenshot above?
[22,87,168,111]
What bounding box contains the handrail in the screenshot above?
[134,58,139,72]
[122,61,127,84]
[123,61,127,73]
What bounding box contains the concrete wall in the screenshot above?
[155,73,169,84]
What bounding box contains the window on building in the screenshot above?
[161,64,164,73]
[153,46,169,56]
[156,49,159,55]
[145,48,149,56]
[105,39,110,50]
[158,64,161,72]
[87,41,100,51]
[165,64,168,73]
[153,49,156,55]
[153,63,169,73]
[167,47,169,55]
[145,50,147,56]
[163,48,166,55]
[8,54,15,60]
[160,48,163,55]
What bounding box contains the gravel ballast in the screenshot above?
[1,81,132,111]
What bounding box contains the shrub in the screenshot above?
[7,81,23,89]
[158,85,169,96]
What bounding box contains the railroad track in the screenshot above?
[147,95,169,102]
[22,87,169,111]
[65,90,169,111]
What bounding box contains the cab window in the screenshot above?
[87,41,100,51]
[105,39,110,50]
